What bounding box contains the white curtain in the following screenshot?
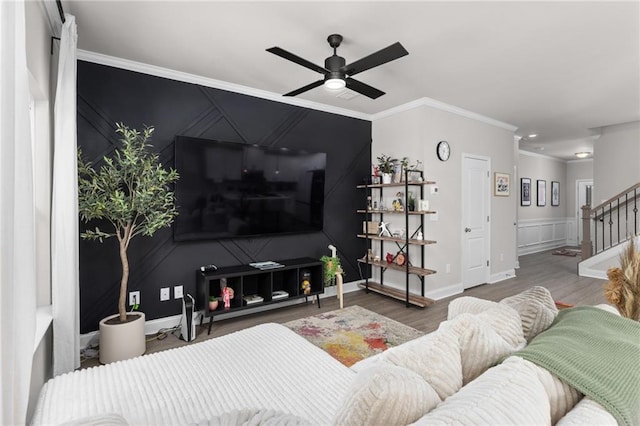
[0,0,37,424]
[52,14,79,376]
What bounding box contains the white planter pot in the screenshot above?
[381,173,393,184]
[99,312,146,364]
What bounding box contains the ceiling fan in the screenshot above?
[266,34,409,99]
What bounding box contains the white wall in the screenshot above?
[372,103,516,300]
[516,151,580,253]
[25,0,55,421]
[593,121,640,204]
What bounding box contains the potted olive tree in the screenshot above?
[78,123,179,364]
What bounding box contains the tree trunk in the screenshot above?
[118,239,129,322]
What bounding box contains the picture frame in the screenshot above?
[551,181,560,206]
[494,172,510,196]
[537,180,546,206]
[520,178,531,206]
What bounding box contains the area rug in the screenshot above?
[284,305,424,367]
[552,248,581,257]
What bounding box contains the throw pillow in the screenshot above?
[412,356,551,425]
[332,364,441,426]
[444,313,518,384]
[500,286,558,342]
[377,328,463,400]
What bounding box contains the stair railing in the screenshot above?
[581,182,640,260]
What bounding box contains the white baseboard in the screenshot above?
[424,283,463,301]
[488,269,517,284]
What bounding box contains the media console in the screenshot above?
[197,257,324,334]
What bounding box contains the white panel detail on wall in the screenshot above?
[517,218,573,256]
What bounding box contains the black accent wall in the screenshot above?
[78,61,371,333]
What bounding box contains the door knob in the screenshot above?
[464,227,471,233]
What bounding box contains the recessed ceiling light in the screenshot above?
[528,134,538,138]
[575,152,591,158]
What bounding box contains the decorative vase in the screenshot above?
[393,163,403,183]
[382,173,392,184]
[99,312,145,364]
[208,300,219,311]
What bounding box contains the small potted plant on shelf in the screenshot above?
[377,154,396,184]
[396,157,409,183]
[208,296,220,311]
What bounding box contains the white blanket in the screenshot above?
[31,323,354,425]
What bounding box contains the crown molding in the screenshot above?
[77,50,371,121]
[371,97,518,132]
[518,149,567,163]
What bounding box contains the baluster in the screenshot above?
[626,193,629,241]
[633,189,638,235]
[608,203,612,251]
[594,207,599,255]
[617,198,620,247]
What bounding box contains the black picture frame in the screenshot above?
[537,180,546,206]
[551,181,560,206]
[521,178,531,206]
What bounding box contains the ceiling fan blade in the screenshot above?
[266,47,328,74]
[345,78,385,99]
[341,42,409,76]
[283,80,325,97]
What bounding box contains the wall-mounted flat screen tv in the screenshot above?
[173,136,326,241]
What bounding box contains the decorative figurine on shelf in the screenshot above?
[416,231,424,241]
[367,195,373,211]
[372,165,380,184]
[301,270,312,295]
[221,285,234,310]
[393,192,404,212]
[386,252,395,264]
[379,221,392,237]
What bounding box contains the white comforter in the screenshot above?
[31,323,354,425]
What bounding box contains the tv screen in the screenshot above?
[173,136,326,241]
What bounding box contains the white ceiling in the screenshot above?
[63,1,640,161]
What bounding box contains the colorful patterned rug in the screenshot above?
[284,305,424,367]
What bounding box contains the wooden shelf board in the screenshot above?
[357,258,436,276]
[357,181,436,189]
[359,281,434,308]
[357,234,437,245]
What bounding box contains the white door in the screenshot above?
[462,155,490,289]
[576,180,593,244]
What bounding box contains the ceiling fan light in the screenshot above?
[575,151,591,158]
[324,78,346,90]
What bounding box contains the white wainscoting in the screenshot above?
[517,217,576,256]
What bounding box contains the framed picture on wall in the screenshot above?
[551,181,560,206]
[537,180,546,206]
[494,172,510,196]
[521,178,531,206]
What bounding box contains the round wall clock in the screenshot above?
[437,140,451,161]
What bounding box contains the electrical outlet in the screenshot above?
[160,287,170,301]
[174,285,183,299]
[129,291,140,306]
[446,264,451,273]
[500,253,504,261]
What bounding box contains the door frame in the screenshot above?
[461,153,491,289]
